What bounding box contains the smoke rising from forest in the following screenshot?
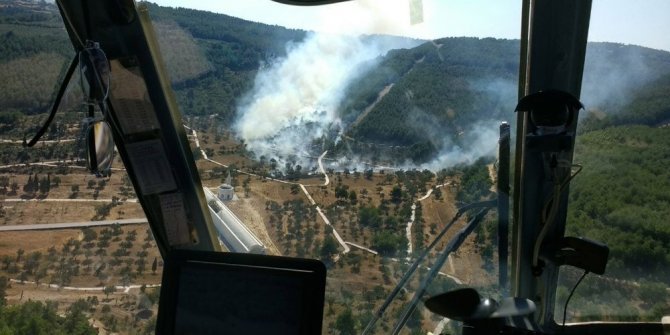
[233,0,419,167]
[416,78,515,171]
[234,32,387,160]
[420,122,500,171]
[581,43,664,111]
[233,1,512,171]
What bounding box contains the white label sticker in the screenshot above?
[159,193,191,246]
[109,59,161,135]
[126,140,177,195]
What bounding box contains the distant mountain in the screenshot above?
[342,37,519,163]
[2,1,670,164]
[580,72,670,132]
[0,0,72,114]
[567,125,670,280]
[335,38,670,163]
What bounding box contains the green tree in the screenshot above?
[10,181,19,194]
[390,185,403,203]
[335,184,349,199]
[0,276,8,307]
[364,169,373,180]
[2,255,13,271]
[358,206,381,228]
[15,248,24,262]
[63,299,97,335]
[152,257,158,274]
[0,176,9,192]
[372,231,407,256]
[433,187,442,200]
[81,228,97,243]
[103,285,116,298]
[70,184,79,198]
[39,175,50,194]
[348,190,357,205]
[638,281,668,306]
[290,184,299,194]
[320,235,339,261]
[335,308,356,335]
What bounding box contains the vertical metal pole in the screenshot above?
[498,122,511,295]
[512,0,592,327]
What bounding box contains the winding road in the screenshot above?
[406,183,448,257]
[0,218,147,232]
[187,126,355,256]
[3,198,138,203]
[9,278,159,294]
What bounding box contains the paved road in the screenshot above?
[186,126,370,257]
[10,278,160,293]
[406,203,416,256]
[300,184,316,206]
[315,206,350,254]
[0,160,125,171]
[406,183,449,257]
[345,242,377,255]
[432,318,450,335]
[0,218,147,231]
[0,139,75,144]
[317,150,329,186]
[0,161,60,169]
[3,198,138,203]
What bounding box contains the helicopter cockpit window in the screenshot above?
[556,0,670,323]
[0,2,157,334]
[146,1,520,333]
[1,0,669,334]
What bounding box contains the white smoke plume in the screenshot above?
[580,44,657,110]
[233,1,514,172]
[234,0,420,166]
[420,121,501,171]
[234,33,381,159]
[417,78,515,171]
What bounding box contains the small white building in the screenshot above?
[217,172,235,201]
[203,187,265,254]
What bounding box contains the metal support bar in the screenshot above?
[512,0,592,328]
[362,200,496,335]
[498,122,511,295]
[56,0,222,256]
[392,207,493,335]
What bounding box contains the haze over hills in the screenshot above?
[3,1,670,169]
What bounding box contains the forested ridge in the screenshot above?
[568,126,670,280]
[0,1,72,115]
[142,2,309,123]
[580,72,670,132]
[349,37,519,146]
[0,276,97,334]
[3,1,670,141]
[559,125,670,321]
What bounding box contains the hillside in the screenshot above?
[567,126,670,279]
[580,72,670,132]
[3,2,670,162]
[0,0,72,115]
[336,39,670,163]
[559,125,670,321]
[331,38,517,164]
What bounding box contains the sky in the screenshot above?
[150,0,670,52]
